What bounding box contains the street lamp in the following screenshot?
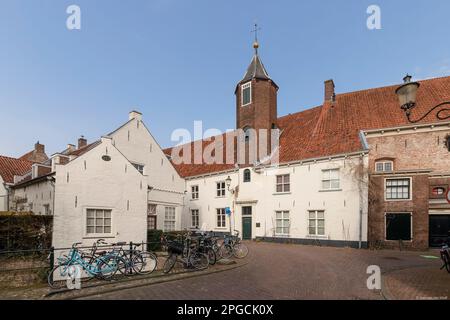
[396,75,450,123]
[225,176,232,190]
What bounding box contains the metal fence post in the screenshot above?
[129,241,133,275]
[49,246,55,282]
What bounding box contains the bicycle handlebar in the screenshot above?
[72,242,82,249]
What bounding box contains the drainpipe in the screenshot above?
[50,179,55,216]
[358,154,365,249]
[5,184,10,211]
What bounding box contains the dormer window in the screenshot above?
[242,82,252,106]
[375,160,393,173]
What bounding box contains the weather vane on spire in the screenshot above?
[251,23,261,54]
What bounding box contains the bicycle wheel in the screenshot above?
[219,244,233,259]
[97,255,121,280]
[233,243,249,259]
[133,251,158,274]
[48,264,69,289]
[116,255,133,276]
[190,252,209,270]
[163,253,177,274]
[206,247,217,265]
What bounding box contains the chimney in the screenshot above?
[67,144,76,152]
[35,141,45,154]
[78,136,87,149]
[324,79,335,102]
[129,110,142,121]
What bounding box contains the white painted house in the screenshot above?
[9,41,449,251]
[165,44,371,248]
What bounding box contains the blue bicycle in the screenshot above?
[48,242,125,289]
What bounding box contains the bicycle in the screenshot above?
[162,233,209,274]
[48,242,126,289]
[112,242,158,276]
[440,244,450,273]
[196,232,217,265]
[220,230,249,259]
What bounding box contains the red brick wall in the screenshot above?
[367,130,450,173]
[368,174,429,250]
[366,128,450,250]
[235,79,278,164]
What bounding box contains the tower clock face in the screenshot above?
[447,189,450,204]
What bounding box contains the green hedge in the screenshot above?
[0,214,53,252]
[147,230,191,251]
[147,230,163,251]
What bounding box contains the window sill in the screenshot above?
[274,234,290,238]
[385,199,412,202]
[319,189,342,193]
[83,235,115,239]
[273,192,291,196]
[190,199,199,201]
[215,196,226,199]
[306,235,328,240]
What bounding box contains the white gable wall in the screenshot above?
[109,116,185,231]
[52,137,147,249]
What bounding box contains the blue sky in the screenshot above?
[1,0,450,157]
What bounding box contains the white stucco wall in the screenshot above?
[0,176,8,211]
[11,180,54,215]
[52,137,148,249]
[184,154,369,246]
[109,115,185,231]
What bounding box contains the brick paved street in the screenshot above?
[83,242,449,300]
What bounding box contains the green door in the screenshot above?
[242,217,252,240]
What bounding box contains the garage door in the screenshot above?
[429,215,450,247]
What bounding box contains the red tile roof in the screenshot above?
[165,75,450,178]
[18,150,34,161]
[0,156,33,184]
[67,141,101,157]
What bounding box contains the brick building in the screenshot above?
[365,123,450,250]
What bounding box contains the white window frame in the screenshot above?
[241,82,252,106]
[164,206,176,232]
[321,169,340,190]
[384,212,413,241]
[275,174,290,193]
[384,177,412,201]
[216,208,226,228]
[216,181,226,198]
[191,209,200,228]
[308,210,325,236]
[85,208,113,237]
[375,160,394,173]
[191,185,199,200]
[275,210,290,236]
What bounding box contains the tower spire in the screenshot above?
[251,23,261,55]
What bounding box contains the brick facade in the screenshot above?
[366,126,450,250]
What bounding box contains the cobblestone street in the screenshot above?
[82,242,449,300]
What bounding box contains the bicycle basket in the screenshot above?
[167,241,184,255]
